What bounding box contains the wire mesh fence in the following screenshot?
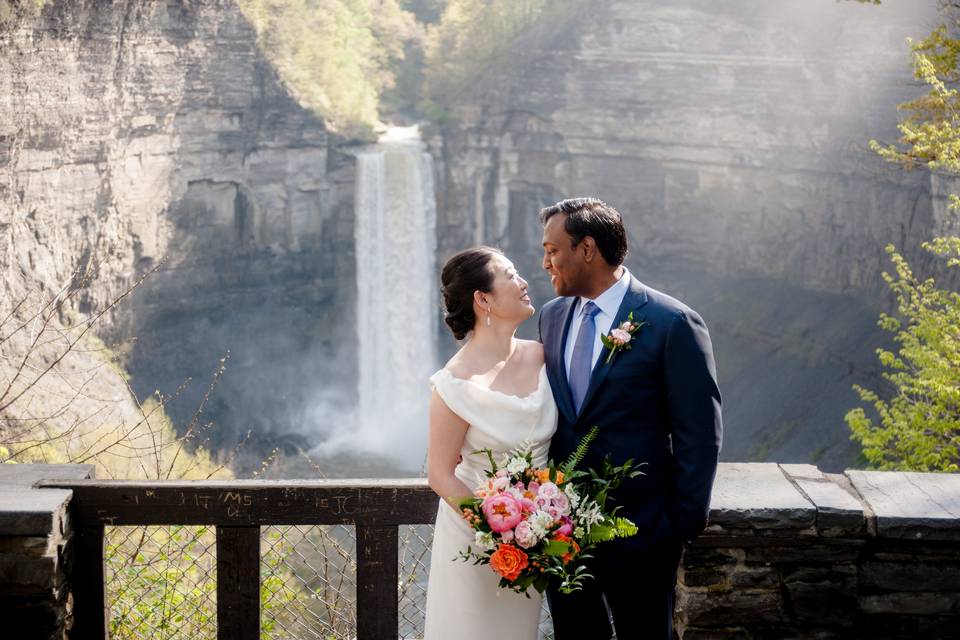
[261,525,358,639]
[104,523,555,639]
[105,525,218,640]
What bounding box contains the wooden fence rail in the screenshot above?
[39,479,439,640]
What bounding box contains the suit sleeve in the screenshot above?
[537,306,545,344]
[663,309,723,543]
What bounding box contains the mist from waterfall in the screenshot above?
[319,126,439,472]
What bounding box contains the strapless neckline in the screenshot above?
[435,364,547,402]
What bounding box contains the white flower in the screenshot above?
[575,499,604,531]
[474,531,496,551]
[573,526,585,538]
[514,521,538,548]
[506,456,528,475]
[563,484,582,509]
[500,441,533,469]
[529,510,555,538]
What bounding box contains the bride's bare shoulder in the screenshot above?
[517,339,545,366]
[442,350,474,379]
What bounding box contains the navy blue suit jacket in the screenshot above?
[539,276,722,551]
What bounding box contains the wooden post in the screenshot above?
[216,526,261,640]
[71,525,107,639]
[356,524,399,640]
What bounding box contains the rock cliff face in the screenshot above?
[0,0,357,455]
[4,0,956,472]
[436,0,952,293]
[433,0,952,469]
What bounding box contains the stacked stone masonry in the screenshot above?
[0,464,93,640]
[679,463,960,639]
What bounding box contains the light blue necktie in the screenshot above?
[569,301,600,414]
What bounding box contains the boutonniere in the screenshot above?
[600,312,645,364]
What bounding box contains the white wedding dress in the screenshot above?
[423,364,558,640]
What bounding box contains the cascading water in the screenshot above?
[347,126,439,471]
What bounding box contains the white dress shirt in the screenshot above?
[564,267,632,380]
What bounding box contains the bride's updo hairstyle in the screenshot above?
[440,246,503,340]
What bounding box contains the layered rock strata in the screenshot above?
[432,0,953,469]
[0,1,355,453]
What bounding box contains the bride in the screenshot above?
[423,246,557,639]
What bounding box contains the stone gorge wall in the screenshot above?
[435,0,947,297]
[432,0,953,470]
[3,0,958,471]
[0,1,357,455]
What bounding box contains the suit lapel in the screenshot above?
[576,277,649,421]
[548,297,578,425]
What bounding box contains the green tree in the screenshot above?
[420,0,582,120]
[846,21,960,472]
[237,0,416,139]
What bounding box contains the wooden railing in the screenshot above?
[39,478,438,640]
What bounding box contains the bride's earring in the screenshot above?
[486,308,492,327]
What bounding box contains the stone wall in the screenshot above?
[0,464,93,640]
[679,463,960,639]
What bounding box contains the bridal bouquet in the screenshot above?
[456,427,642,595]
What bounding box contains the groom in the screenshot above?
[538,198,722,639]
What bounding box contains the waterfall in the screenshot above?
[349,126,438,470]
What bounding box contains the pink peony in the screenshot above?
[538,482,560,500]
[514,520,538,548]
[610,328,631,345]
[481,494,523,532]
[552,492,570,515]
[519,497,537,514]
[556,516,573,537]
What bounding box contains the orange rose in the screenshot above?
[489,544,529,581]
[534,468,564,484]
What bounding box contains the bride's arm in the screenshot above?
[427,390,473,507]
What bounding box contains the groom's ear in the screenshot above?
[580,236,598,262]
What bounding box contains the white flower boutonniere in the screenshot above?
[599,311,645,364]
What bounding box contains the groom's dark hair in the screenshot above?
[539,197,628,266]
